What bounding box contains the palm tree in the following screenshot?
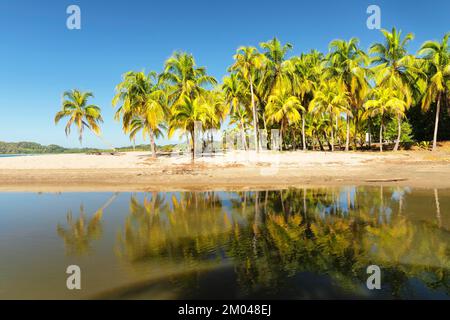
[230,107,251,150]
[310,80,349,151]
[202,89,228,150]
[327,38,369,151]
[259,37,293,94]
[230,46,264,152]
[168,95,210,159]
[305,113,331,151]
[265,89,303,150]
[223,74,250,150]
[418,33,450,151]
[370,28,419,151]
[286,51,323,150]
[55,89,103,145]
[112,71,167,158]
[364,87,407,152]
[160,51,217,106]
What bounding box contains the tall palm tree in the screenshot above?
[310,80,350,151]
[286,51,323,150]
[327,38,369,151]
[259,37,293,95]
[112,71,167,158]
[364,87,407,152]
[222,73,248,115]
[265,89,303,150]
[370,28,419,151]
[55,89,103,145]
[202,89,228,150]
[418,33,450,151]
[230,46,264,151]
[168,95,210,159]
[160,51,217,106]
[222,74,249,149]
[230,107,251,150]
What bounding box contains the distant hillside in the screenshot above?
[0,141,180,154]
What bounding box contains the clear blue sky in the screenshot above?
[0,0,449,148]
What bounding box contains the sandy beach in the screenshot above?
[1,150,450,191]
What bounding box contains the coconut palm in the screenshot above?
[327,38,369,151]
[364,87,408,152]
[202,89,229,150]
[259,37,293,94]
[222,74,248,114]
[230,107,251,150]
[168,95,210,159]
[305,113,331,151]
[160,51,217,106]
[223,74,251,150]
[265,89,304,150]
[230,46,265,151]
[112,71,167,158]
[370,28,420,151]
[55,89,103,145]
[418,33,450,151]
[310,80,350,151]
[286,51,323,150]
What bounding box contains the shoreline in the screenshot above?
[0,150,450,192]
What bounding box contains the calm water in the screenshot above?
[0,187,449,299]
[0,154,25,158]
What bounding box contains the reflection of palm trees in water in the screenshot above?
[110,187,450,297]
[117,191,229,263]
[435,189,442,228]
[57,193,119,255]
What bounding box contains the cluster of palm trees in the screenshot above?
[55,28,450,154]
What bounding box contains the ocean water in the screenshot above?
[0,154,27,158]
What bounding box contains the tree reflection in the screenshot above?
[57,193,119,255]
[70,187,450,298]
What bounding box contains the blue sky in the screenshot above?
[0,0,449,148]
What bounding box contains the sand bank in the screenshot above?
[0,150,449,191]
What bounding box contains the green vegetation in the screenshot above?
[0,141,177,155]
[53,28,450,153]
[54,90,103,145]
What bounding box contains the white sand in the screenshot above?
[0,150,398,170]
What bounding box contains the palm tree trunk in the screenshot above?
[240,123,247,150]
[210,130,214,153]
[280,119,284,151]
[432,93,441,151]
[345,116,350,151]
[302,116,306,151]
[331,114,335,152]
[317,134,324,151]
[149,129,156,158]
[190,130,195,161]
[379,117,383,152]
[393,114,401,151]
[292,129,297,151]
[324,132,332,151]
[250,78,259,152]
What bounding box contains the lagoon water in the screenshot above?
[0,187,449,299]
[0,154,27,158]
